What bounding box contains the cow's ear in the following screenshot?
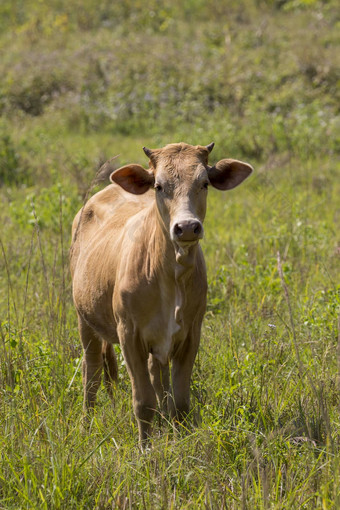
[110,164,155,194]
[208,159,253,190]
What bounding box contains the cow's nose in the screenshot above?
[173,220,203,242]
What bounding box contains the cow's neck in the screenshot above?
[147,204,199,329]
[172,238,199,328]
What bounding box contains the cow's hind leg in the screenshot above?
[78,315,103,413]
[148,355,170,415]
[102,341,118,400]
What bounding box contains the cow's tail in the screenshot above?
[102,341,118,399]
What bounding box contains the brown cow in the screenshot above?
[70,142,252,444]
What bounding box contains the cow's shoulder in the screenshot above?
[73,184,153,235]
[71,184,154,273]
[86,183,152,222]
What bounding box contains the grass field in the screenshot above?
[0,0,339,508]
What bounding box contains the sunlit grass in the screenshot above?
[1,148,339,507]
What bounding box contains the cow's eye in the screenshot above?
[154,183,163,192]
[202,181,209,190]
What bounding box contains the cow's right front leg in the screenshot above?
[118,322,157,445]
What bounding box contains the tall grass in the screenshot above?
[1,153,339,507]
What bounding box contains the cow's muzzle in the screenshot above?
[171,220,204,243]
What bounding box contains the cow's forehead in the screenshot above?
[151,143,209,180]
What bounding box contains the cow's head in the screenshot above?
[110,142,253,257]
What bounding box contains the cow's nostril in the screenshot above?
[194,223,202,235]
[174,224,183,237]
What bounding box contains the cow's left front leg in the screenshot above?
[169,323,201,423]
[118,322,157,445]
